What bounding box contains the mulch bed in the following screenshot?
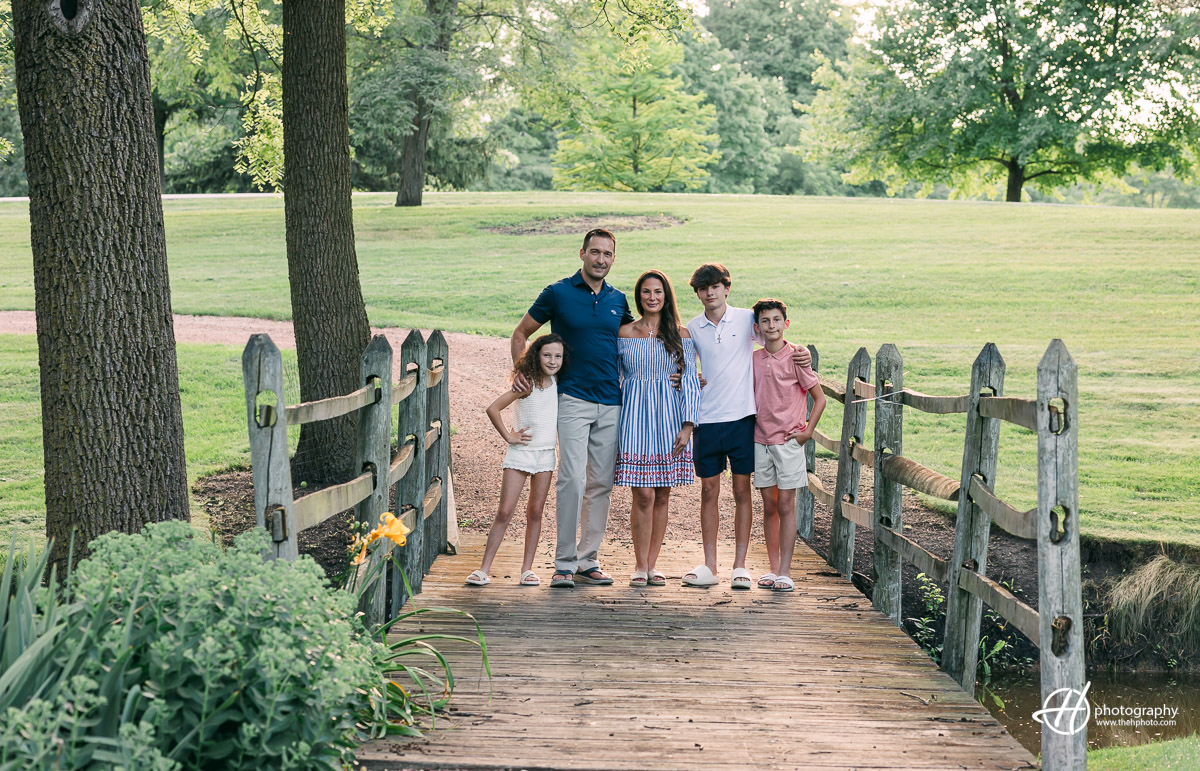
[482,214,686,236]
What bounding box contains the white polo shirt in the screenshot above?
[687,306,757,425]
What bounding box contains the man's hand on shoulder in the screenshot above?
[512,373,532,393]
[791,344,813,369]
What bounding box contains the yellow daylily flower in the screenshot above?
[351,512,411,566]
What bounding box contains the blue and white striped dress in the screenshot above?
[614,336,702,487]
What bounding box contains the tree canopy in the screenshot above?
[553,39,719,192]
[704,0,849,106]
[805,0,1200,201]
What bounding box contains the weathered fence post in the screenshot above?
[797,345,819,539]
[242,334,297,561]
[355,335,393,626]
[829,347,871,578]
[872,343,904,625]
[395,330,428,605]
[1037,340,1086,768]
[426,331,451,569]
[942,343,1005,692]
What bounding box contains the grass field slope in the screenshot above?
[1,192,1198,547]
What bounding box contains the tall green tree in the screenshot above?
[144,4,254,191]
[805,0,1200,201]
[352,0,693,205]
[704,0,849,106]
[674,26,778,193]
[12,0,190,563]
[554,38,719,192]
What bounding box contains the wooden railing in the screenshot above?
[242,331,452,625]
[802,340,1084,769]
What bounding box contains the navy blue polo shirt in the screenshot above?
[528,271,633,405]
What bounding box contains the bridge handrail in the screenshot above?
[242,329,452,625]
[803,340,1083,769]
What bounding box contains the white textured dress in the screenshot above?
[502,376,558,474]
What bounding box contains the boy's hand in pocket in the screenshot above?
[787,424,813,444]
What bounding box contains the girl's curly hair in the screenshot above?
[513,333,566,392]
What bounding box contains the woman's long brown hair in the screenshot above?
[634,270,685,372]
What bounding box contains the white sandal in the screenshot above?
[757,572,777,590]
[731,567,753,590]
[772,575,795,592]
[629,571,649,587]
[682,564,719,587]
[465,569,491,586]
[519,570,540,587]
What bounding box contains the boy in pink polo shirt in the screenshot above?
[751,299,826,592]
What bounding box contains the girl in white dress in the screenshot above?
[465,334,565,587]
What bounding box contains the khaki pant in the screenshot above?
[555,394,620,573]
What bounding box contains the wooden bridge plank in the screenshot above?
[361,538,1035,771]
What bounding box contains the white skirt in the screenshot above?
[502,445,557,475]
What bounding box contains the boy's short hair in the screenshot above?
[752,298,788,322]
[582,228,616,251]
[689,263,732,291]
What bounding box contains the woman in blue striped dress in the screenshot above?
[615,270,702,587]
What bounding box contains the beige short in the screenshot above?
[754,440,809,490]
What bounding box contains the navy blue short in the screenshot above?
[693,415,756,478]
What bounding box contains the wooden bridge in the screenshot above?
[242,335,1083,769]
[359,537,1037,770]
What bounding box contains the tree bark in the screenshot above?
[396,95,431,207]
[282,0,371,483]
[1005,161,1025,202]
[12,0,190,565]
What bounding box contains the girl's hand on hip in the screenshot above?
[507,427,533,445]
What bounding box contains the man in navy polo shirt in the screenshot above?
[511,228,633,588]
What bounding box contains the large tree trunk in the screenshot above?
[12,0,190,565]
[1005,161,1025,202]
[395,0,459,207]
[282,0,371,484]
[396,97,431,207]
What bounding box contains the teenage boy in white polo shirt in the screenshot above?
[681,264,811,589]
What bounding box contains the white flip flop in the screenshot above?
[682,564,719,587]
[731,567,753,590]
[465,569,491,586]
[519,570,540,587]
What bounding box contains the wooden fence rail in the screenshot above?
[242,331,452,625]
[805,339,1084,769]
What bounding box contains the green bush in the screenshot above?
[1,521,424,770]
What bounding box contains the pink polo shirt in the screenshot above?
[753,343,820,445]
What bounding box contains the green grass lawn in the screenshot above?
[1088,733,1199,769]
[0,335,256,542]
[1,191,1198,546]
